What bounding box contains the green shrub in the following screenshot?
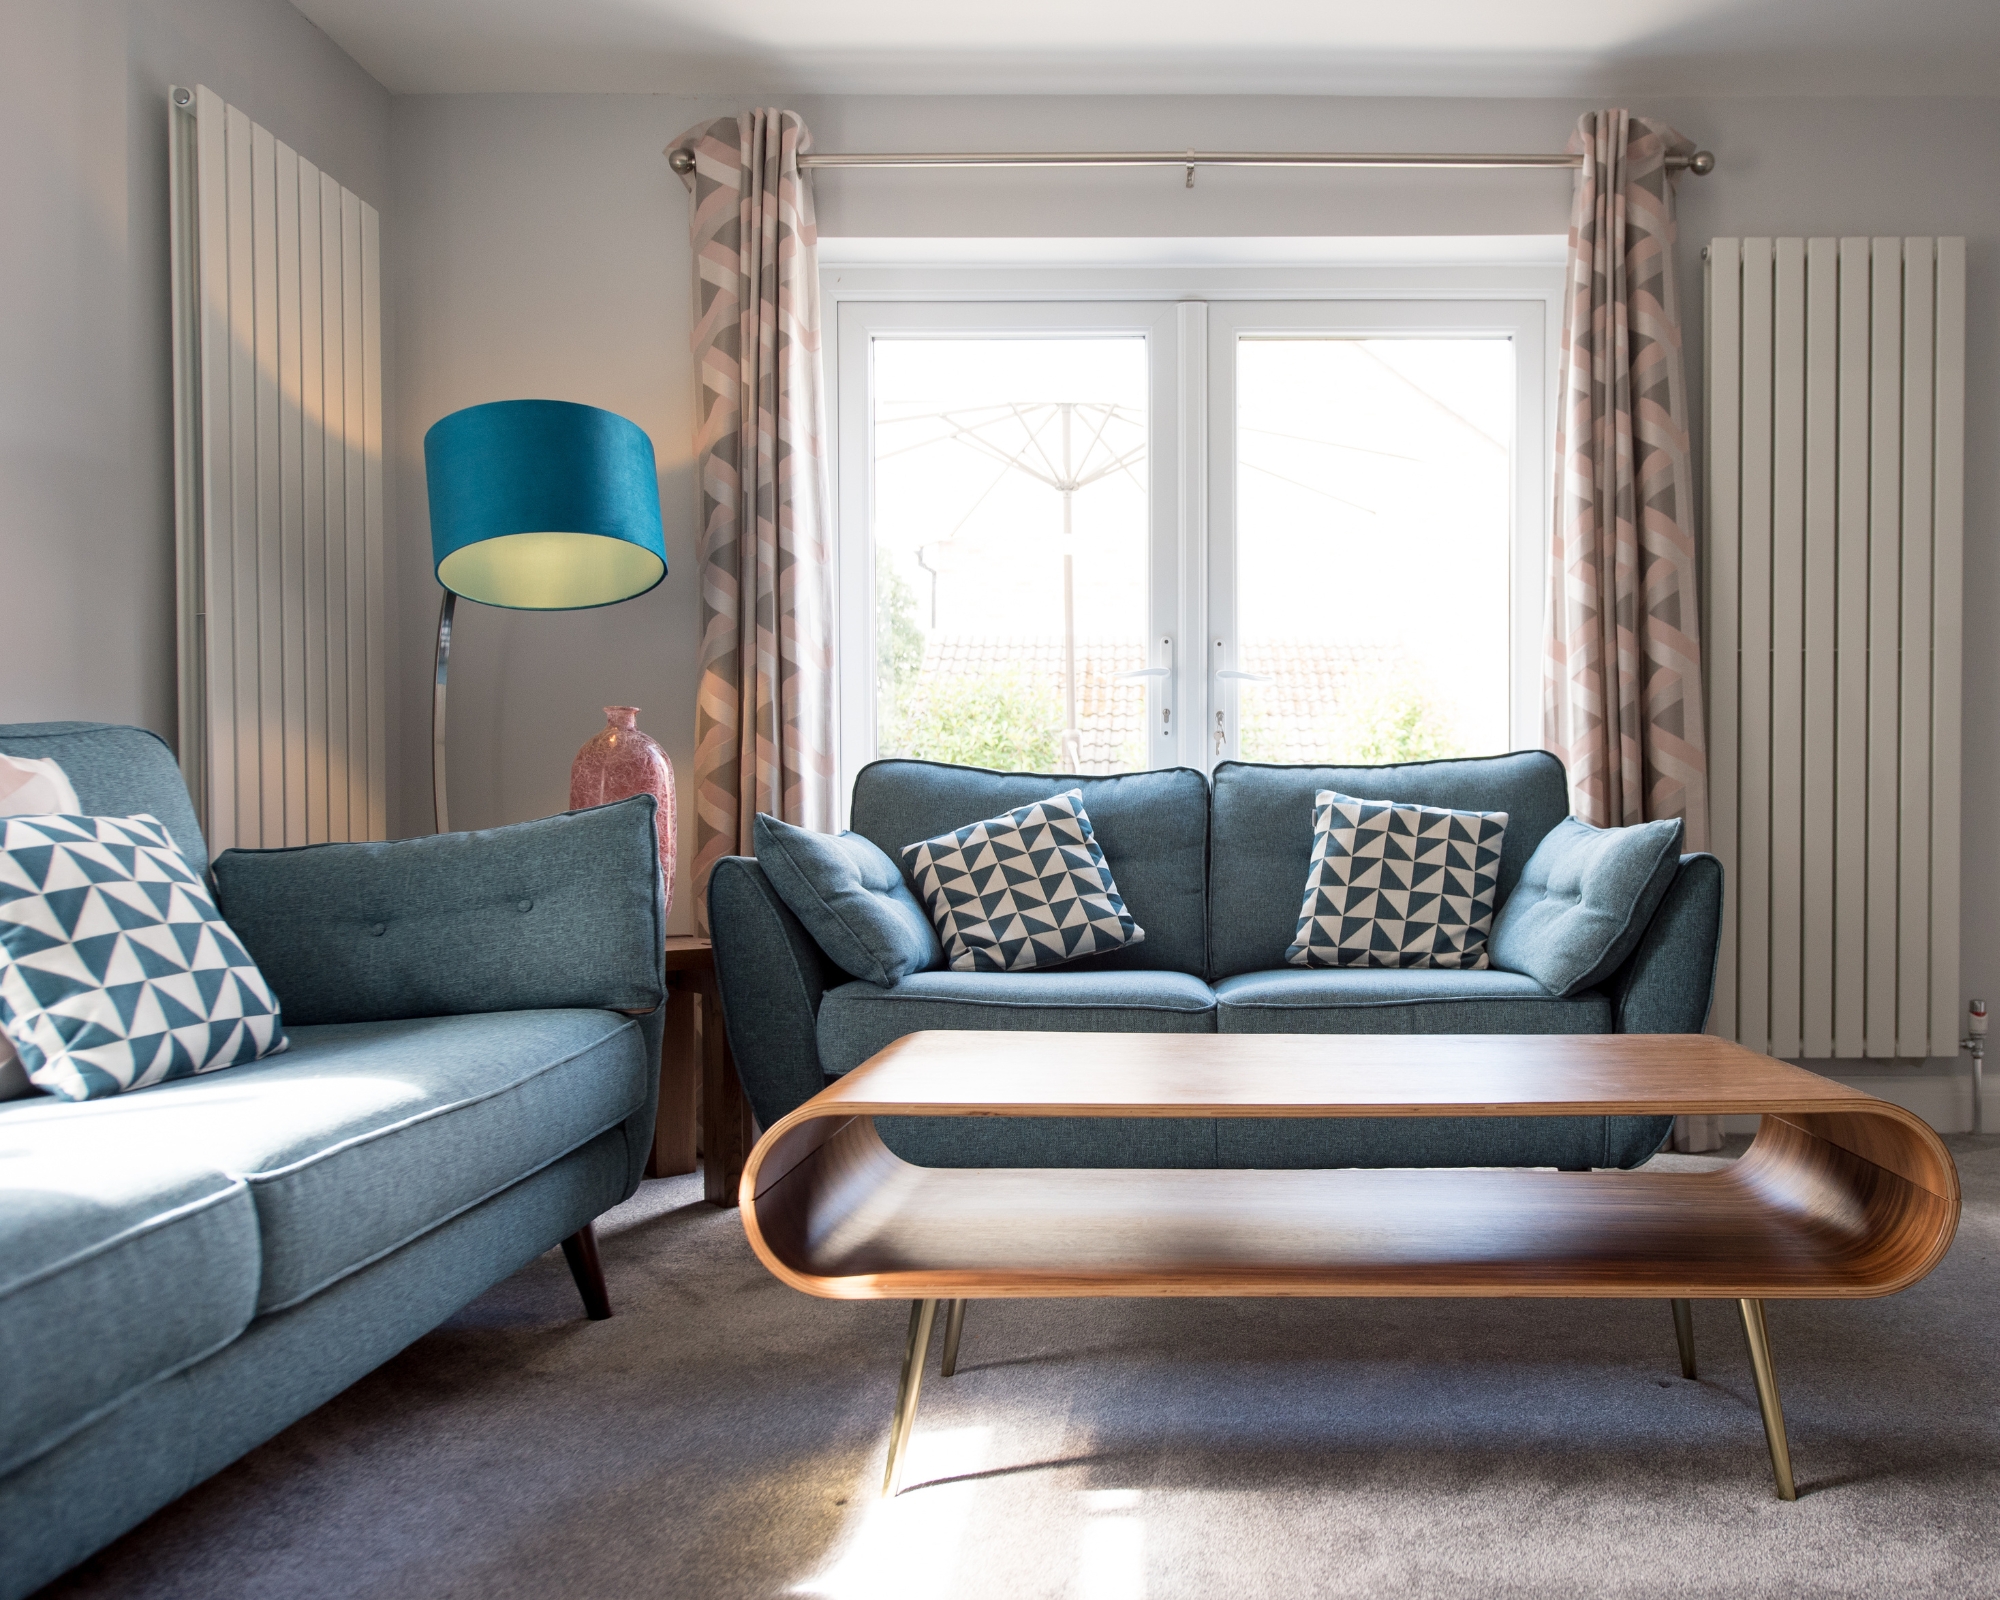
[884,668,1064,772]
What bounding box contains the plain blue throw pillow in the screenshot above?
[754,813,943,987]
[1487,816,1684,998]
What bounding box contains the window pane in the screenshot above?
[873,338,1149,774]
[1234,338,1514,763]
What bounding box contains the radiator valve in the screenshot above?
[1962,999,1987,1135]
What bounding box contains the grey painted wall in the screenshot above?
[8,42,1993,1025]
[0,0,389,738]
[387,91,2000,997]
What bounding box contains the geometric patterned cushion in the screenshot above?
[1284,789,1509,970]
[0,813,287,1101]
[900,789,1144,973]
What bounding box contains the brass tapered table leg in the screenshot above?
[882,1298,941,1498]
[1737,1298,1797,1500]
[1671,1298,1697,1379]
[940,1299,968,1377]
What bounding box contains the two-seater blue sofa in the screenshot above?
[0,723,667,1599]
[708,752,1723,1170]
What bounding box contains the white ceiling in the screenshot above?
[290,0,2000,98]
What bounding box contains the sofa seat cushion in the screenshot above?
[1213,967,1612,1033]
[817,969,1217,1077]
[65,1009,651,1314]
[0,1099,259,1475]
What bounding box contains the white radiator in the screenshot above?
[1705,237,1964,1060]
[168,85,385,852]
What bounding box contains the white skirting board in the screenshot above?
[1716,1061,1984,1136]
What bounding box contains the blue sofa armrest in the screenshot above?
[1604,852,1723,1034]
[708,855,839,1130]
[212,797,668,1025]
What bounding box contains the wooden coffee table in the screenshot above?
[738,1032,1960,1500]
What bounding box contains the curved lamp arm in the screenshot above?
[432,590,456,834]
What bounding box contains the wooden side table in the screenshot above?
[648,935,754,1207]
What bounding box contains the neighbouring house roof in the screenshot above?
[910,635,1407,772]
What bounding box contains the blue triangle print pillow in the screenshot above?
[1285,789,1509,970]
[0,813,288,1100]
[900,788,1144,973]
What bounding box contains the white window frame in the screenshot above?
[820,238,1565,813]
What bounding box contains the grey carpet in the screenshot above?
[40,1135,2000,1599]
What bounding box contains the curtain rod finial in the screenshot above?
[1688,150,1716,176]
[667,146,696,175]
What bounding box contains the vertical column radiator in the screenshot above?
[169,85,386,852]
[1705,237,1964,1060]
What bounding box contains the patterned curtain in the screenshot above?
[673,110,836,932]
[1545,110,1709,849]
[1546,111,1718,1153]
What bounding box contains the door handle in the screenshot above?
[1212,644,1271,757]
[1118,637,1174,741]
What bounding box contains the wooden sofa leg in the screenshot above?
[561,1224,613,1320]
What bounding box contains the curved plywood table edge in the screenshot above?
[733,1033,1963,1501]
[738,1095,1960,1304]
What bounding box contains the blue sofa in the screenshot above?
[709,752,1723,1169]
[0,723,666,1599]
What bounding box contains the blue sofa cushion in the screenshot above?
[754,813,941,986]
[1209,753,1572,980]
[902,789,1144,972]
[1488,817,1685,997]
[65,1008,652,1313]
[1213,967,1612,1033]
[817,968,1216,1077]
[0,813,289,1101]
[0,724,210,881]
[849,761,1209,977]
[212,797,666,1025]
[0,1096,259,1477]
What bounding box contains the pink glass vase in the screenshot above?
[571,706,676,919]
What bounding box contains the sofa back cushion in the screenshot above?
[850,761,1209,976]
[1208,752,1571,980]
[0,723,209,879]
[212,796,666,1024]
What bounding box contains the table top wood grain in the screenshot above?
[809,1030,1887,1117]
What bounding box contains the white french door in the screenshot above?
[831,287,1549,806]
[1205,300,1548,771]
[834,300,1188,801]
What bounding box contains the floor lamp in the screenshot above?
[423,399,668,833]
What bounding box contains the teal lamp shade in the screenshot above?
[424,399,666,609]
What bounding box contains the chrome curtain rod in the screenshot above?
[667,146,1717,177]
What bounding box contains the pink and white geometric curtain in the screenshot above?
[673,110,836,931]
[1544,110,1709,852]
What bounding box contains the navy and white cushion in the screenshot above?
[901,789,1144,972]
[0,813,287,1101]
[1285,790,1508,970]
